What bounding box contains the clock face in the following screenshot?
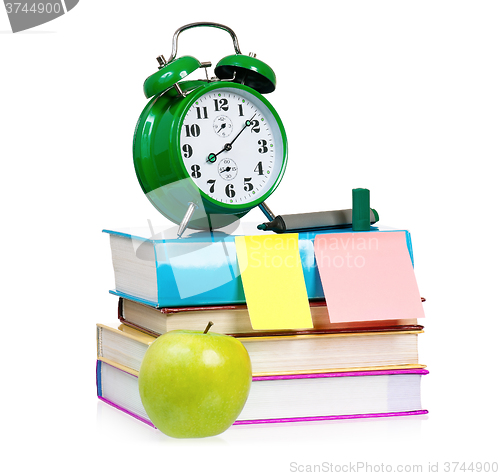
[179,86,285,207]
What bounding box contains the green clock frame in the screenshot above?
[133,80,288,229]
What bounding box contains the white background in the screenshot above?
[2,1,499,474]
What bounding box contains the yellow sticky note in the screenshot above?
[235,234,313,330]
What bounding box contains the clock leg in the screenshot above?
[258,202,276,222]
[177,202,198,238]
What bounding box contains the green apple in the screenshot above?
[138,322,252,438]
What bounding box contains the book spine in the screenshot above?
[96,360,102,397]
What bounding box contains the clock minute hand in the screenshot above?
[207,114,256,163]
[228,114,256,147]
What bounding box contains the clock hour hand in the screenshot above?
[207,147,227,163]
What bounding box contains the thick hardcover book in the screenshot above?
[97,323,425,377]
[96,360,428,427]
[118,297,424,338]
[103,224,415,308]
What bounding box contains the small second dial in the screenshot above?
[218,158,238,180]
[213,115,233,138]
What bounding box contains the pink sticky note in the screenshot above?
[314,232,425,322]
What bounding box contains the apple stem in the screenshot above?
[203,321,214,334]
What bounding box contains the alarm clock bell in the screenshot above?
[133,22,286,237]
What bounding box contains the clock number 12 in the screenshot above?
[214,98,229,112]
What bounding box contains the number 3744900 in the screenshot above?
[444,462,498,472]
[5,3,62,14]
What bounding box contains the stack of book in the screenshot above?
[96,225,427,428]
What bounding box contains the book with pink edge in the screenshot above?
[96,360,428,428]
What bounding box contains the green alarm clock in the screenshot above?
[133,22,287,236]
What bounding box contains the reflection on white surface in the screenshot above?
[96,398,425,446]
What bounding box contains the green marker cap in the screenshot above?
[352,188,371,231]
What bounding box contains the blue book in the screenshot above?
[103,223,415,308]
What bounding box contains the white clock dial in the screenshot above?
[180,86,285,206]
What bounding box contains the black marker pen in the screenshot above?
[257,208,379,233]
